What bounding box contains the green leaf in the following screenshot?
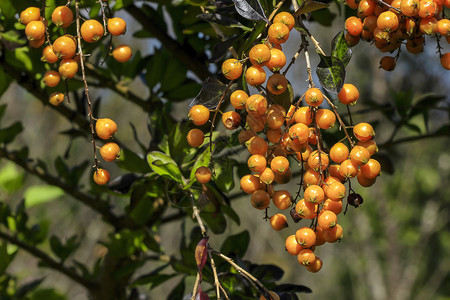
[0,241,16,274]
[214,159,235,192]
[188,145,214,188]
[147,151,183,183]
[16,278,44,298]
[316,54,346,97]
[0,122,23,144]
[113,0,133,11]
[161,57,187,92]
[251,264,284,283]
[129,197,154,224]
[24,185,64,207]
[0,30,26,50]
[116,147,151,173]
[165,81,201,101]
[331,30,352,67]
[295,0,330,15]
[189,76,237,110]
[200,210,227,234]
[30,288,66,300]
[270,82,294,112]
[311,8,336,26]
[0,0,16,23]
[0,162,24,193]
[220,231,250,257]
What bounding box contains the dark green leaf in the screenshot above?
[409,94,446,118]
[24,185,64,207]
[221,230,249,257]
[316,54,345,96]
[250,264,284,283]
[0,122,23,144]
[161,57,187,92]
[167,277,185,300]
[188,76,237,110]
[30,288,66,300]
[129,197,155,224]
[311,7,336,26]
[117,147,151,173]
[222,204,240,225]
[275,283,312,293]
[295,0,330,15]
[214,159,235,192]
[165,81,201,101]
[0,241,16,274]
[200,210,227,234]
[16,278,44,297]
[233,0,269,22]
[147,151,183,183]
[197,13,244,27]
[331,30,352,66]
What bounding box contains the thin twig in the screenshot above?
[191,272,201,300]
[324,95,355,147]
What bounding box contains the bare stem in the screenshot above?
[191,272,201,300]
[324,95,355,147]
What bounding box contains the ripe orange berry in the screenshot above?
[285,235,303,255]
[350,145,371,166]
[222,58,243,80]
[324,181,346,201]
[222,111,241,130]
[357,140,378,156]
[441,53,450,70]
[328,165,346,182]
[357,169,377,187]
[230,90,248,109]
[273,166,292,184]
[272,190,292,210]
[360,158,381,179]
[344,32,360,47]
[377,11,399,32]
[266,48,287,72]
[418,0,438,18]
[266,105,286,130]
[259,167,275,184]
[322,224,343,243]
[358,0,377,17]
[347,0,359,9]
[107,17,127,36]
[306,256,323,273]
[316,109,336,129]
[353,122,375,141]
[266,128,282,144]
[323,199,343,215]
[29,36,45,48]
[246,136,268,155]
[307,150,329,172]
[330,142,349,163]
[53,35,77,59]
[304,88,324,107]
[338,83,359,105]
[303,168,323,186]
[52,6,73,28]
[246,113,267,132]
[19,7,41,25]
[100,142,120,161]
[112,45,132,62]
[270,156,290,174]
[195,166,212,184]
[273,12,295,31]
[270,213,288,231]
[43,71,61,87]
[379,56,396,71]
[318,210,337,230]
[186,128,204,147]
[295,199,317,219]
[346,16,364,36]
[298,249,316,266]
[25,21,46,41]
[248,154,267,173]
[400,0,420,16]
[245,66,266,86]
[289,122,309,143]
[293,106,313,125]
[96,118,118,140]
[339,159,359,178]
[249,44,271,67]
[304,185,325,204]
[188,105,210,126]
[58,59,78,79]
[295,227,316,248]
[93,168,110,185]
[41,46,59,63]
[419,17,438,35]
[268,23,290,44]
[251,190,271,209]
[437,19,450,36]
[267,74,288,95]
[240,174,263,194]
[81,19,104,43]
[49,92,65,106]
[246,94,268,115]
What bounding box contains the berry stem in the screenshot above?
[41,0,52,46]
[75,0,99,171]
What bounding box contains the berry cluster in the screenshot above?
[187,11,382,273]
[343,0,450,70]
[19,1,130,185]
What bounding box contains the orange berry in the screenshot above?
[304,88,324,107]
[251,190,271,209]
[188,105,210,126]
[249,44,271,67]
[266,128,282,144]
[273,12,295,31]
[53,35,77,59]
[19,7,41,25]
[273,167,292,184]
[314,227,326,246]
[222,58,243,80]
[295,199,317,219]
[58,58,78,79]
[339,159,359,178]
[29,36,45,48]
[245,66,266,86]
[269,213,288,231]
[307,150,329,172]
[259,167,275,184]
[289,122,309,143]
[230,90,248,109]
[100,142,120,161]
[268,23,290,44]
[350,145,371,166]
[112,45,132,62]
[418,0,438,18]
[270,156,290,174]
[93,168,110,185]
[81,19,104,43]
[298,249,316,266]
[107,17,127,36]
[246,94,268,115]
[240,174,263,194]
[25,20,46,41]
[238,129,257,144]
[303,168,323,186]
[246,136,268,155]
[328,165,346,182]
[323,199,343,215]
[318,210,337,230]
[357,169,377,187]
[346,16,364,36]
[272,190,292,210]
[358,0,377,17]
[379,56,396,71]
[437,19,450,36]
[441,53,450,70]
[293,106,313,125]
[304,185,325,204]
[345,32,360,47]
[187,128,204,147]
[266,104,286,130]
[248,154,267,173]
[419,17,438,35]
[324,181,346,201]
[322,224,343,243]
[295,227,316,248]
[52,6,73,28]
[285,235,302,256]
[377,11,399,32]
[267,74,288,95]
[266,48,287,72]
[222,111,241,130]
[195,166,212,184]
[360,158,381,179]
[49,92,65,106]
[246,113,267,132]
[315,109,336,129]
[95,118,118,140]
[357,140,378,156]
[43,71,61,87]
[305,256,323,273]
[330,142,350,163]
[353,122,375,141]
[338,84,359,105]
[41,46,59,63]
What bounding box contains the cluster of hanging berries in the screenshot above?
[187,11,382,273]
[343,0,450,70]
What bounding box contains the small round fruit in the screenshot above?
[222,111,241,130]
[266,105,286,129]
[240,174,262,194]
[248,154,266,173]
[289,122,309,143]
[43,71,61,87]
[251,190,270,209]
[41,46,59,63]
[298,249,316,266]
[266,48,286,72]
[350,145,371,166]
[322,224,343,243]
[195,166,212,184]
[345,16,363,36]
[107,17,127,36]
[246,94,268,115]
[272,190,292,210]
[259,167,275,184]
[246,136,268,155]
[270,214,288,231]
[273,12,295,31]
[353,122,375,141]
[249,44,271,67]
[271,156,290,174]
[245,66,266,86]
[273,167,292,184]
[318,210,337,230]
[49,92,65,106]
[285,234,302,255]
[338,84,359,105]
[307,150,329,172]
[357,169,377,187]
[19,7,41,25]
[323,199,343,215]
[295,199,317,219]
[315,109,336,129]
[267,74,288,95]
[81,19,104,43]
[222,58,243,80]
[29,36,45,48]
[339,159,359,178]
[93,168,110,185]
[306,256,323,273]
[112,45,132,62]
[100,142,120,161]
[268,23,290,44]
[380,56,396,71]
[53,36,77,59]
[52,6,73,28]
[360,158,381,179]
[304,185,325,204]
[347,193,364,207]
[324,181,346,201]
[304,88,324,107]
[96,118,118,140]
[230,90,248,109]
[441,53,450,70]
[330,142,350,163]
[187,128,204,147]
[295,227,316,248]
[58,59,78,79]
[188,105,210,125]
[25,21,46,41]
[294,106,313,125]
[377,11,399,32]
[358,140,378,156]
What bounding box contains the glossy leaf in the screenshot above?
[316,54,346,97]
[331,30,352,66]
[197,13,245,27]
[275,283,313,293]
[189,77,237,110]
[147,152,183,183]
[294,0,330,15]
[220,230,249,257]
[233,0,269,22]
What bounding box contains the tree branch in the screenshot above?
[0,229,98,291]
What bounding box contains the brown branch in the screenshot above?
[379,131,449,149]
[125,4,211,81]
[0,229,98,291]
